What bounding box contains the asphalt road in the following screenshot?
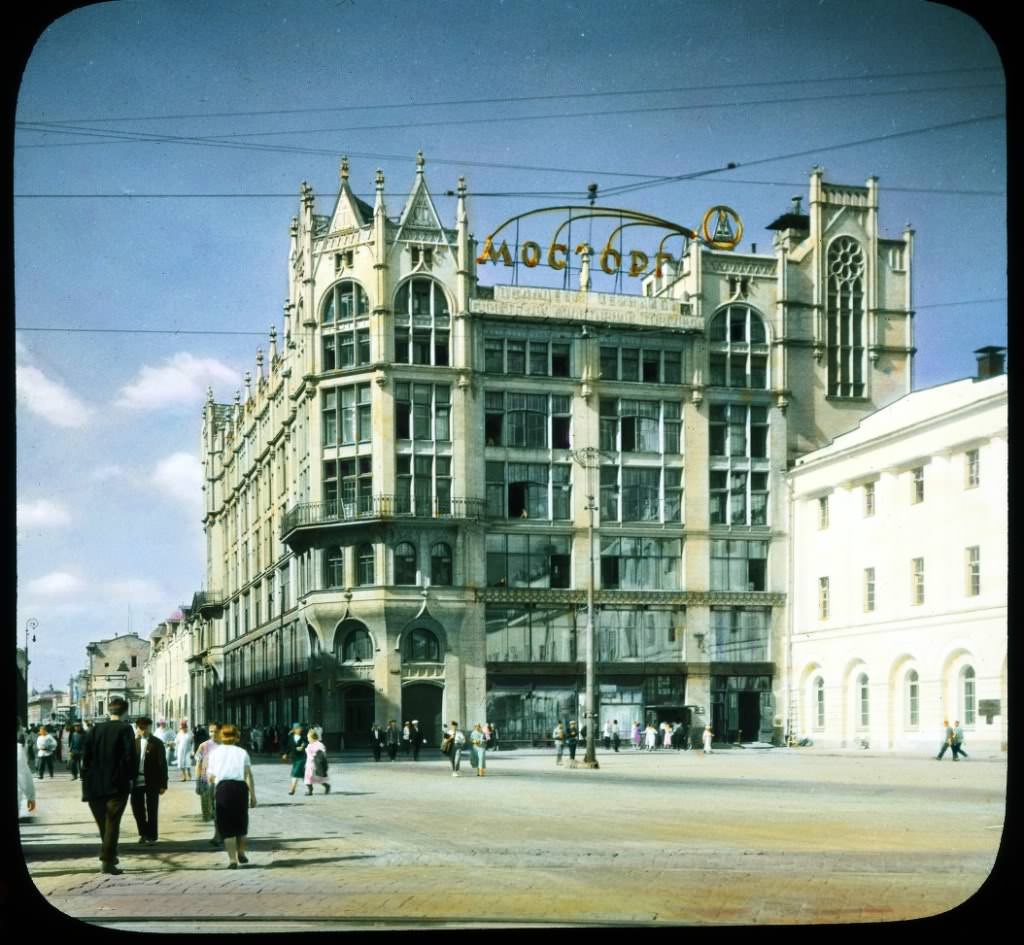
[19,745,1006,928]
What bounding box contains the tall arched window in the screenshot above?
[708,305,769,389]
[339,628,373,662]
[431,542,453,586]
[814,677,825,729]
[323,547,344,589]
[857,672,870,727]
[393,279,450,366]
[826,237,866,397]
[403,628,441,662]
[394,542,418,585]
[357,544,375,586]
[960,665,976,726]
[321,281,370,371]
[905,670,920,728]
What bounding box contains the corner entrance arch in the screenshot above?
[402,683,443,748]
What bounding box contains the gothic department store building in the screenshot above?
[189,156,914,749]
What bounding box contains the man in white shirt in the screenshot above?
[35,726,57,779]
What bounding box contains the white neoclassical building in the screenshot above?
[144,610,195,727]
[787,354,1007,751]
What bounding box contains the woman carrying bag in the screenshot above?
[304,729,331,795]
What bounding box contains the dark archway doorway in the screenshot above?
[402,683,443,748]
[340,683,375,749]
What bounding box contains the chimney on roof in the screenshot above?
[974,346,1006,381]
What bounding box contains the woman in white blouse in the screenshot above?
[206,723,257,869]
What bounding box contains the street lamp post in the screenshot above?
[570,448,601,769]
[24,617,38,683]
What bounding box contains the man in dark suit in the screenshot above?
[370,723,385,762]
[81,696,138,875]
[129,716,168,845]
[410,720,425,761]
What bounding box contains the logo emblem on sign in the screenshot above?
[701,206,743,251]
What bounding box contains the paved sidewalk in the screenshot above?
[21,747,1005,929]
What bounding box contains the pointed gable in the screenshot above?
[395,152,455,252]
[326,156,373,234]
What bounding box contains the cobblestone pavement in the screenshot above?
[20,746,1005,929]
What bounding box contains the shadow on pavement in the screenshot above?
[256,854,376,868]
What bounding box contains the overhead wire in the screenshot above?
[17,82,1003,147]
[19,65,1002,125]
[16,299,1007,339]
[13,115,1007,202]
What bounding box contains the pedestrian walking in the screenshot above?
[441,720,466,776]
[566,722,580,766]
[26,726,38,770]
[68,722,86,781]
[410,720,425,761]
[17,734,37,818]
[470,723,488,776]
[304,729,331,795]
[282,723,308,794]
[194,722,222,845]
[174,722,194,781]
[936,720,955,760]
[130,716,168,846]
[206,724,257,869]
[80,695,138,875]
[611,719,620,752]
[250,725,264,756]
[154,720,175,766]
[402,721,411,756]
[602,719,613,751]
[702,725,714,754]
[553,722,566,765]
[951,721,969,761]
[644,723,658,751]
[489,722,500,752]
[385,720,400,761]
[370,722,385,762]
[632,721,642,750]
[35,726,57,779]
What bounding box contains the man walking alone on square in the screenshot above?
[81,696,138,875]
[130,716,168,845]
[410,720,425,761]
[936,720,955,760]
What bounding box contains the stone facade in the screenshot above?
[788,369,1007,750]
[83,632,149,721]
[191,158,913,750]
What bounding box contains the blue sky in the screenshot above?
[15,0,1005,696]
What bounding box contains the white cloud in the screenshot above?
[17,499,71,529]
[150,452,203,509]
[90,464,127,482]
[27,572,87,596]
[16,363,94,428]
[115,352,237,411]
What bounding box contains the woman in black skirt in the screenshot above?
[206,723,257,868]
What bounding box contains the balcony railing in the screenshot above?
[192,590,225,614]
[281,494,485,537]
